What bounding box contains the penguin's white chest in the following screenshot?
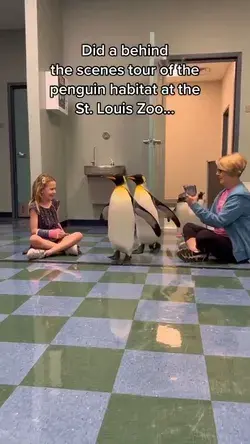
[108,187,135,254]
[134,187,159,244]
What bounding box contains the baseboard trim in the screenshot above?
[0,212,12,218]
[61,219,107,227]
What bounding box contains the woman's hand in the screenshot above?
[186,194,198,206]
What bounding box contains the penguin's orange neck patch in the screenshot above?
[137,185,146,193]
[115,184,128,195]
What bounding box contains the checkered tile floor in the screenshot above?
[0,222,250,442]
[1,222,250,270]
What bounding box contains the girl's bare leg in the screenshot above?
[30,235,56,250]
[45,232,83,257]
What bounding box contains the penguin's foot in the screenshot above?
[132,244,145,254]
[108,251,120,261]
[122,254,132,265]
[149,243,161,254]
[153,243,161,254]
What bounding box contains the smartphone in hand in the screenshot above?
[183,185,197,197]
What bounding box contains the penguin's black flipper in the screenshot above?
[100,205,109,221]
[132,198,161,237]
[149,194,181,228]
[157,204,180,228]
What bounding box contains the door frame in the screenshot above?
[167,52,242,153]
[222,106,229,156]
[7,82,28,219]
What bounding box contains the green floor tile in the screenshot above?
[97,395,217,444]
[85,234,105,238]
[194,276,243,289]
[1,235,21,241]
[150,250,164,256]
[79,241,97,247]
[22,345,123,392]
[65,228,80,233]
[100,272,146,284]
[126,321,203,354]
[234,269,250,277]
[74,298,138,319]
[69,263,109,271]
[44,255,78,262]
[89,248,113,255]
[12,269,62,281]
[0,295,29,314]
[0,253,13,259]
[37,281,94,297]
[198,304,250,326]
[0,315,67,343]
[206,356,250,402]
[165,249,177,257]
[149,266,191,274]
[195,262,222,268]
[0,385,15,407]
[12,239,30,245]
[142,285,195,302]
[0,261,28,269]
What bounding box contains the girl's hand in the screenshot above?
[49,229,66,240]
[186,194,198,206]
[57,230,67,239]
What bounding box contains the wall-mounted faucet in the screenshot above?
[91,147,97,166]
[91,148,114,166]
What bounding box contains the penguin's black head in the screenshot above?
[127,174,146,185]
[177,192,187,203]
[107,174,125,186]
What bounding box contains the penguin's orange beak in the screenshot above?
[127,176,135,181]
[106,176,115,180]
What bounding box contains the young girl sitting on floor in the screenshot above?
[27,174,83,260]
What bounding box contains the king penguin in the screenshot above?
[175,191,206,234]
[101,174,161,264]
[127,174,180,254]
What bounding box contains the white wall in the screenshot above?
[37,0,67,220]
[60,0,250,219]
[25,0,67,220]
[0,30,26,212]
[26,0,250,219]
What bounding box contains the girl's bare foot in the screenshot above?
[44,249,56,257]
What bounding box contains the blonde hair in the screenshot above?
[216,153,247,177]
[29,173,56,213]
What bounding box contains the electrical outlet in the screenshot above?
[245,105,250,113]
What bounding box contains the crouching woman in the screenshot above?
[177,153,250,263]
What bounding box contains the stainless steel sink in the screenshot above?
[84,165,126,177]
